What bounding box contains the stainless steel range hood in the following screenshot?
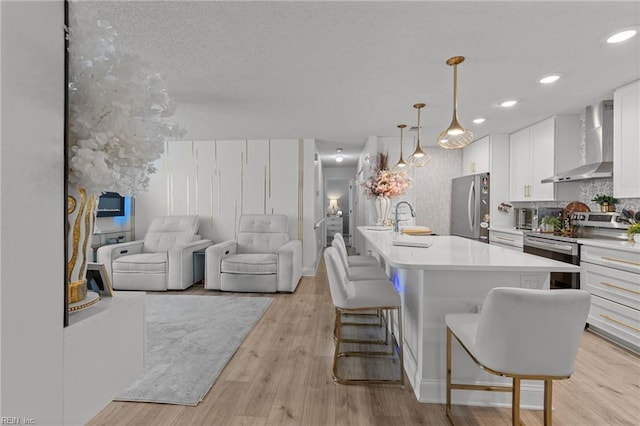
[542,100,613,183]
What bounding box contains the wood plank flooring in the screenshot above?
[88,258,640,425]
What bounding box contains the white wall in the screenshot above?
[136,139,320,275]
[0,1,65,422]
[353,136,462,239]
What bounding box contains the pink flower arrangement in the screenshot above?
[362,153,412,198]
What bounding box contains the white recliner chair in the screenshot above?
[205,214,302,293]
[97,215,212,291]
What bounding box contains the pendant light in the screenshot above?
[408,103,430,167]
[437,56,474,149]
[393,124,408,170]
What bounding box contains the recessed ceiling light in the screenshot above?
[499,100,518,108]
[335,148,344,163]
[473,118,486,124]
[539,74,561,84]
[606,28,638,44]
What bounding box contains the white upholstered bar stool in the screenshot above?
[333,233,379,267]
[331,239,388,281]
[446,287,590,426]
[330,238,389,341]
[324,247,404,385]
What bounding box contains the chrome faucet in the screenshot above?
[394,201,416,233]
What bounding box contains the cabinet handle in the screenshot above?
[599,314,640,333]
[601,256,640,267]
[524,185,527,198]
[495,236,515,242]
[600,281,640,296]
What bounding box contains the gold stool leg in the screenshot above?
[544,379,553,426]
[446,327,453,422]
[512,377,521,426]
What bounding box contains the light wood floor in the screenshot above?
[89,258,640,425]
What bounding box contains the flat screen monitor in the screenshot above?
[96,192,125,217]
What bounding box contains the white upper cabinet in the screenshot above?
[509,117,555,201]
[462,135,490,175]
[509,115,581,202]
[613,80,640,198]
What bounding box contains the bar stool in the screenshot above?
[446,287,590,425]
[333,233,379,267]
[330,238,389,342]
[324,247,404,385]
[331,239,388,281]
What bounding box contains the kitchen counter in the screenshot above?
[360,227,578,272]
[358,226,579,408]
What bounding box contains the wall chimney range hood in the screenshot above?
[542,100,613,183]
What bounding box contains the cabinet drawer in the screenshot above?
[489,231,523,249]
[581,245,640,274]
[588,295,640,352]
[582,262,640,310]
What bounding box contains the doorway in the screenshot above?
[325,177,351,246]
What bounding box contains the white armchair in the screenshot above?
[205,214,302,293]
[97,215,213,291]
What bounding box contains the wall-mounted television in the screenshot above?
[96,192,125,217]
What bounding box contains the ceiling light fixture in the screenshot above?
[473,118,486,124]
[539,74,562,84]
[437,56,474,149]
[393,124,408,170]
[407,103,430,167]
[335,148,344,163]
[605,28,638,44]
[499,100,518,108]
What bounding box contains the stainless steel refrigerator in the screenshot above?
[451,172,490,242]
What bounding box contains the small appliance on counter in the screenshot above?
[515,207,563,231]
[515,207,535,230]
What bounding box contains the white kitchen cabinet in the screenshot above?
[613,79,640,198]
[489,228,523,251]
[509,127,533,201]
[462,135,490,175]
[581,244,640,353]
[509,115,581,202]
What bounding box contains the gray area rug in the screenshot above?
[116,295,272,406]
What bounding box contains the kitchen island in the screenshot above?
[358,227,581,408]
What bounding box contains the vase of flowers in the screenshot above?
[362,153,412,225]
[66,5,185,305]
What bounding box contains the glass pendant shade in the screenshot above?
[408,103,430,167]
[393,124,408,170]
[437,56,474,149]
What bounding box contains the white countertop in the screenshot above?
[578,238,640,253]
[359,226,580,272]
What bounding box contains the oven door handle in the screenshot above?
[524,237,575,255]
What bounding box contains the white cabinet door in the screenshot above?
[509,128,531,201]
[269,139,301,239]
[509,117,557,202]
[462,136,490,175]
[243,140,269,215]
[530,117,555,201]
[614,80,640,198]
[216,140,245,241]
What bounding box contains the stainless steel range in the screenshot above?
[523,212,630,289]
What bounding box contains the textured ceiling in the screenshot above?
[76,1,640,167]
